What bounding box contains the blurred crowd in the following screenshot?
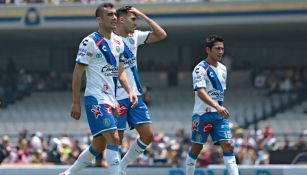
[0,126,306,167]
[0,0,204,5]
[0,60,71,109]
[251,68,305,95]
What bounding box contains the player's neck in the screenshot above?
[115,27,129,37]
[206,57,218,67]
[98,27,112,39]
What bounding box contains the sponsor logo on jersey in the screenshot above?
[86,52,93,57]
[203,123,213,133]
[78,48,87,56]
[91,105,102,119]
[101,64,118,77]
[124,57,136,68]
[113,39,121,45]
[119,104,127,116]
[105,104,113,114]
[208,89,224,101]
[96,53,102,58]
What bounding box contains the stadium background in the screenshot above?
[0,0,307,174]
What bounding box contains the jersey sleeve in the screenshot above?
[192,65,207,91]
[135,30,151,46]
[75,37,95,65]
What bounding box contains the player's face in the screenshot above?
[99,7,117,30]
[208,42,224,62]
[123,12,137,33]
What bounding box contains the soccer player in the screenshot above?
[114,6,167,175]
[186,35,239,175]
[59,3,137,175]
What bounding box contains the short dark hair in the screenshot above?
[95,2,114,17]
[116,5,132,18]
[205,34,224,49]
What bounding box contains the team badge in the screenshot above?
[103,118,111,127]
[129,38,135,44]
[96,53,102,58]
[91,105,102,119]
[195,134,202,142]
[192,118,199,131]
[116,46,120,53]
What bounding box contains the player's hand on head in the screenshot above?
[130,93,138,109]
[70,103,81,120]
[129,7,142,16]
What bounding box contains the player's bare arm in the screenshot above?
[71,64,86,120]
[197,88,230,118]
[118,62,138,108]
[129,7,167,43]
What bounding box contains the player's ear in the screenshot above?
[119,16,125,23]
[96,16,103,24]
[205,47,210,54]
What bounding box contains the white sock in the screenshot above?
[223,153,239,175]
[64,146,99,175]
[106,145,120,175]
[186,151,197,175]
[120,139,147,169]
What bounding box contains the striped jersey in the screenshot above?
[114,30,151,100]
[76,32,127,108]
[192,60,227,115]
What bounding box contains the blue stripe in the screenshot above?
[223,152,235,156]
[89,146,101,157]
[44,16,95,21]
[202,61,223,105]
[93,32,117,66]
[188,151,198,160]
[41,10,307,22]
[123,42,134,59]
[131,66,143,94]
[136,139,147,150]
[76,60,88,65]
[107,145,119,151]
[0,17,21,22]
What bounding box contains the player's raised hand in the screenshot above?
[216,105,230,118]
[128,7,143,17]
[70,103,81,120]
[130,93,138,109]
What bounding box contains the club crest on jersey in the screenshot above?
[192,118,199,131]
[91,105,102,119]
[116,46,120,53]
[194,134,202,142]
[203,123,213,133]
[129,38,135,44]
[103,118,111,127]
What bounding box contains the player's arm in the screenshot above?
[118,62,138,108]
[71,64,86,120]
[196,88,229,118]
[129,7,167,43]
